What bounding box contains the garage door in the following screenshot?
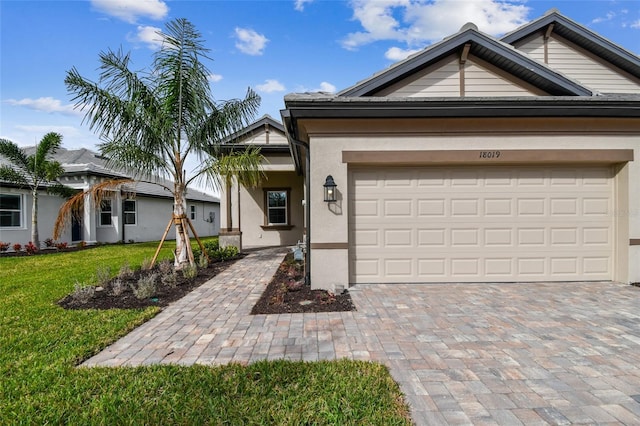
[349,166,614,283]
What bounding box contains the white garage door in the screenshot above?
[349,166,614,283]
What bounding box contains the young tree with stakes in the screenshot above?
[63,18,263,268]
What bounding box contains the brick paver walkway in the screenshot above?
[84,247,640,425]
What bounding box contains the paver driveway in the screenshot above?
[84,247,640,425]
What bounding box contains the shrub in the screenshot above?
[95,266,111,287]
[55,242,68,250]
[211,245,239,261]
[161,271,178,288]
[198,253,209,268]
[24,242,38,255]
[44,238,55,248]
[182,264,198,280]
[111,279,127,296]
[132,273,157,300]
[72,282,95,304]
[192,240,220,260]
[158,259,174,275]
[77,241,86,249]
[118,261,134,279]
[12,243,22,252]
[0,242,9,252]
[140,257,153,271]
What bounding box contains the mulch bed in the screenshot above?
[250,252,356,315]
[58,250,355,314]
[58,258,240,310]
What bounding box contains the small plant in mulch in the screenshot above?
[12,243,22,253]
[58,254,242,310]
[0,242,9,252]
[251,252,355,315]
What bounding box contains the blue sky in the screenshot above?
[1,0,639,152]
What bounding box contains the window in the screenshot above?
[266,190,288,225]
[190,205,196,220]
[123,200,136,225]
[0,194,22,227]
[100,199,112,226]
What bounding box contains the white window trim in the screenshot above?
[266,189,289,226]
[0,193,25,229]
[99,199,113,227]
[123,199,137,226]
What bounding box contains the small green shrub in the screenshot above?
[111,279,127,296]
[211,245,239,261]
[158,259,174,275]
[161,271,178,288]
[193,240,220,260]
[132,273,157,299]
[182,264,198,280]
[72,282,95,304]
[198,253,209,268]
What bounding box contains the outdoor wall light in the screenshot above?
[323,175,337,202]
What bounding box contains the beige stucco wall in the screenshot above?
[304,117,640,291]
[239,170,305,248]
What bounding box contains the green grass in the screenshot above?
[0,239,411,425]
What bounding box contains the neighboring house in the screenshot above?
[219,114,305,250]
[0,147,220,246]
[227,10,640,291]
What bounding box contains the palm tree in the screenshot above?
[0,132,73,247]
[64,18,262,268]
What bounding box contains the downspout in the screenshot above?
[289,137,311,286]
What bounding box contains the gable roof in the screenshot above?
[502,9,640,80]
[338,23,592,98]
[220,114,285,145]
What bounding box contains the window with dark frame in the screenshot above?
[100,199,112,226]
[123,199,136,225]
[190,205,196,220]
[266,190,288,225]
[0,194,22,227]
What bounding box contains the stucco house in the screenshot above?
[230,10,640,291]
[219,114,305,250]
[0,147,220,247]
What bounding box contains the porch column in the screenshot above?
[83,191,97,245]
[219,177,242,251]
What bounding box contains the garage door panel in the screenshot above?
[350,165,614,283]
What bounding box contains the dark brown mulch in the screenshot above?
[251,252,356,315]
[58,258,241,310]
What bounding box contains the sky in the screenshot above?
[1,0,639,155]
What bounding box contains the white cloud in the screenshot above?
[91,0,168,23]
[207,74,223,83]
[342,0,530,50]
[234,28,269,55]
[295,0,314,11]
[256,79,286,93]
[592,11,616,24]
[385,46,421,61]
[129,25,164,50]
[632,20,640,29]
[296,81,337,93]
[5,97,83,117]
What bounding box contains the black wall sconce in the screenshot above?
[323,175,337,202]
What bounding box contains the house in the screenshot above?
[0,147,220,246]
[218,114,305,250]
[232,10,640,292]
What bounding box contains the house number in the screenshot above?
[479,151,501,159]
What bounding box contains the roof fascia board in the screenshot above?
[284,98,640,119]
[339,30,591,97]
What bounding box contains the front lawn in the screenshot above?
[0,240,410,424]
